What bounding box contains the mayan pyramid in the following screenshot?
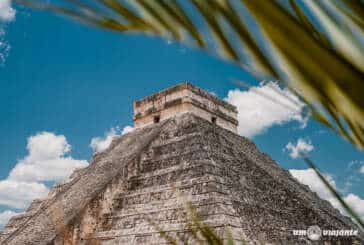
[0,82,362,244]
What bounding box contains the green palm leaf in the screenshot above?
[15,0,364,150]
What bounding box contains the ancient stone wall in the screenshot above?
[133,82,238,133]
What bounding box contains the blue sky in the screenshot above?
[0,2,363,227]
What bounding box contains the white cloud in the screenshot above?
[9,157,88,183]
[8,132,88,182]
[285,138,314,159]
[347,160,364,177]
[350,160,364,174]
[0,132,87,211]
[0,180,48,209]
[90,128,117,153]
[344,194,364,219]
[290,168,364,220]
[0,0,15,64]
[225,81,306,137]
[0,0,15,22]
[121,125,134,135]
[0,28,10,64]
[90,126,134,153]
[289,169,335,201]
[0,210,20,228]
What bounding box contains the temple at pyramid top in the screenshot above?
[133,82,238,133]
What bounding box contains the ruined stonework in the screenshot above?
[133,82,238,133]
[1,85,363,244]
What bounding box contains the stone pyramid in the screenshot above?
[1,83,362,244]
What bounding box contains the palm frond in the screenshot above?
[15,0,364,150]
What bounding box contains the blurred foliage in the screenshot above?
[15,0,364,150]
[14,0,364,240]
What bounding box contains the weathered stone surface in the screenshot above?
[133,82,238,133]
[1,113,363,244]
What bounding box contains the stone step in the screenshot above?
[111,193,237,218]
[139,150,210,174]
[89,224,247,245]
[144,133,206,158]
[125,163,243,191]
[118,175,233,198]
[104,204,241,230]
[95,217,245,240]
[113,181,232,210]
